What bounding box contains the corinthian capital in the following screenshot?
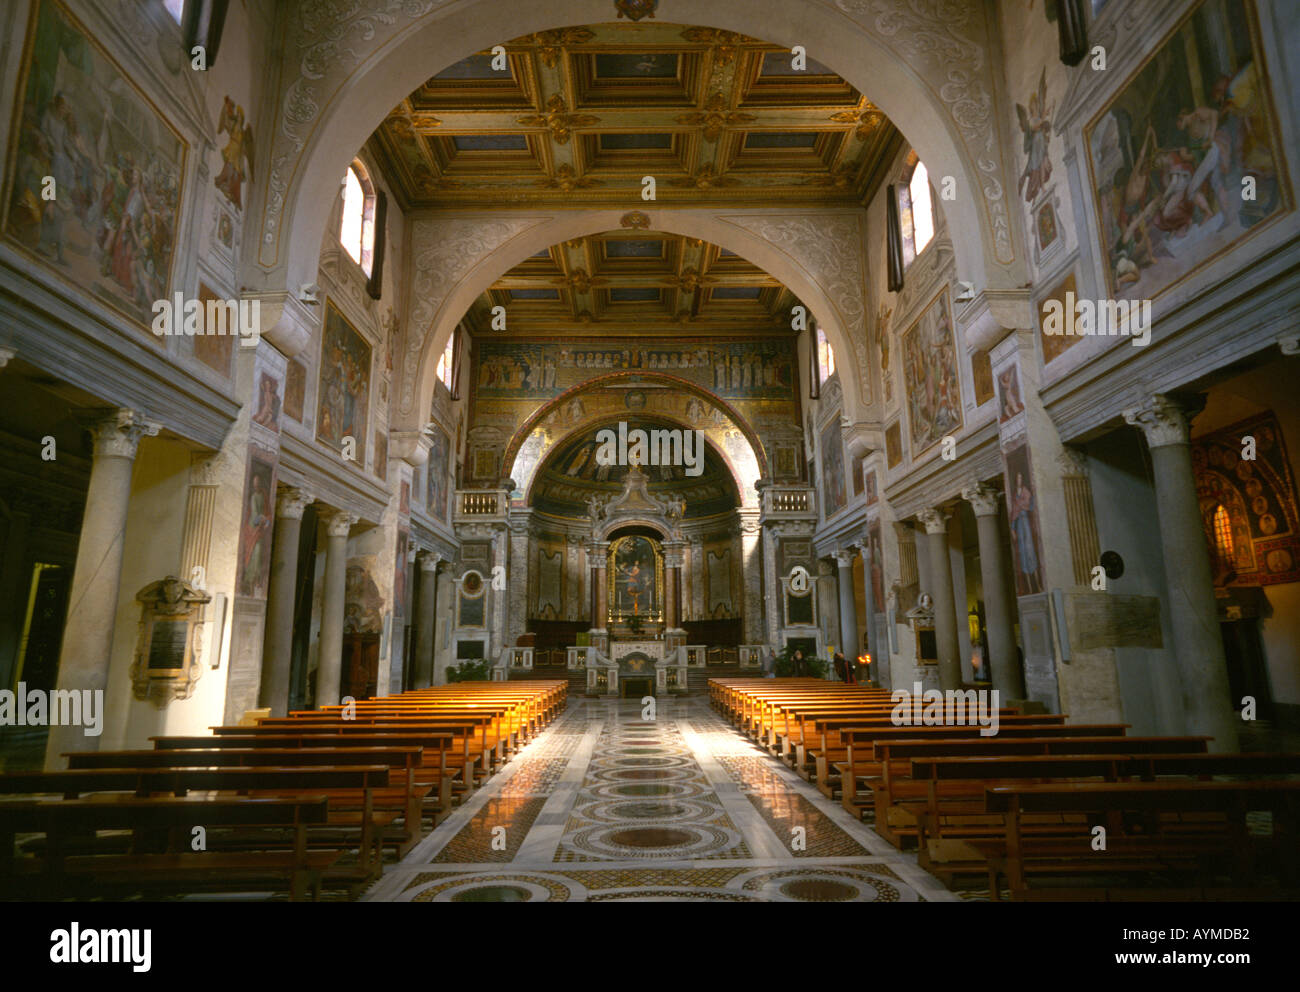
[83,408,162,460]
[324,510,359,538]
[276,487,315,519]
[961,482,1001,517]
[1123,393,1205,449]
[917,507,950,534]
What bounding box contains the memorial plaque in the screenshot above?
[147,620,190,670]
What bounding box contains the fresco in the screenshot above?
[1038,270,1083,366]
[819,415,846,518]
[1085,0,1288,301]
[475,338,796,400]
[236,448,276,598]
[215,96,254,211]
[344,561,384,634]
[251,371,281,431]
[885,421,902,469]
[426,425,450,522]
[193,282,232,377]
[4,0,186,329]
[317,300,370,463]
[284,360,306,422]
[998,365,1026,423]
[901,289,962,456]
[1003,441,1045,596]
[1193,411,1300,585]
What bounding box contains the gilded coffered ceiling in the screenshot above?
[368,21,902,210]
[460,230,798,337]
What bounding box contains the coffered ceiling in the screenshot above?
[460,230,799,337]
[368,21,902,210]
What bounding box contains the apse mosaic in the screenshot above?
[1193,411,1300,585]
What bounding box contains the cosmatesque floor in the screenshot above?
[362,696,959,903]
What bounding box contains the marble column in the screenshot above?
[664,556,680,628]
[589,540,609,637]
[258,487,315,716]
[1124,394,1239,751]
[315,510,356,708]
[918,507,961,690]
[505,513,531,648]
[739,512,763,644]
[44,409,159,768]
[413,551,441,688]
[962,483,1026,698]
[832,550,858,671]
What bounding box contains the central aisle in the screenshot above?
[363,697,957,902]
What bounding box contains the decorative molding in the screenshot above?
[402,216,553,412]
[720,213,872,403]
[832,0,1012,263]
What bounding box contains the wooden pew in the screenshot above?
[978,780,1300,900]
[0,794,335,901]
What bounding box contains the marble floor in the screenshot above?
[362,696,959,903]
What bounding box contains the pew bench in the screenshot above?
[0,794,336,901]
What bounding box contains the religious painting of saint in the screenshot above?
[215,96,255,211]
[867,520,884,614]
[1084,0,1289,302]
[901,289,962,456]
[864,469,878,507]
[997,365,1026,423]
[1016,68,1055,203]
[610,536,660,620]
[252,371,281,431]
[426,425,450,522]
[317,300,370,463]
[819,415,847,518]
[236,449,276,598]
[4,0,187,330]
[1003,442,1044,596]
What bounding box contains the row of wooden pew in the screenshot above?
[0,680,567,901]
[710,678,1300,901]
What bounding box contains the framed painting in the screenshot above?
[818,415,846,518]
[317,299,371,464]
[3,0,188,331]
[901,289,962,457]
[1084,0,1289,302]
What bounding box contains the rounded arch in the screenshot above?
[524,412,743,518]
[400,208,869,432]
[503,370,769,484]
[262,2,1011,355]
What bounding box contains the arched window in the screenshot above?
[899,158,935,268]
[436,328,457,391]
[816,326,836,383]
[340,162,376,275]
[1212,504,1234,569]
